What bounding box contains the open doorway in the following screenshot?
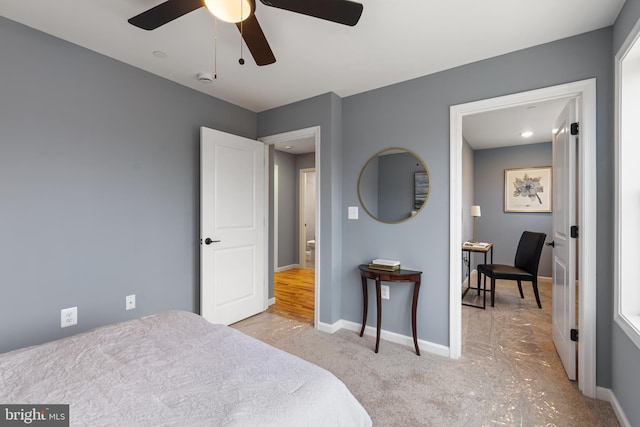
[449,80,597,398]
[261,127,320,327]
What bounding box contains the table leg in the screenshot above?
[482,251,488,309]
[411,280,421,356]
[359,275,368,337]
[476,251,481,296]
[375,278,382,353]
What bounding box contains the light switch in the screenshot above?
[348,206,359,219]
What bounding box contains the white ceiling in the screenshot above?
[273,136,315,155]
[0,0,625,114]
[463,98,570,150]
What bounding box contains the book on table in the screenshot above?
[371,258,400,266]
[369,259,401,271]
[463,241,490,248]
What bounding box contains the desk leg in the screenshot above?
[482,251,488,309]
[411,280,421,356]
[476,251,481,296]
[359,275,368,337]
[375,279,382,353]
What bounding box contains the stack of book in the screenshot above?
[368,259,401,271]
[463,241,490,248]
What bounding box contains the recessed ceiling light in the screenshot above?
[152,50,167,58]
[520,131,533,138]
[284,145,293,150]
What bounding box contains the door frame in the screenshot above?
[449,79,597,398]
[260,126,321,329]
[299,168,316,269]
[274,164,279,270]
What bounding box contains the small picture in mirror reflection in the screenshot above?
[414,172,429,209]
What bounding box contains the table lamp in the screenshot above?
[470,205,481,242]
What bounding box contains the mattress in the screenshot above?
[0,310,372,426]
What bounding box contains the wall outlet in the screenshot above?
[61,307,77,328]
[126,294,136,310]
[381,285,390,300]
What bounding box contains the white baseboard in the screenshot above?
[268,297,276,307]
[317,319,449,358]
[596,386,631,427]
[275,264,301,272]
[317,319,342,334]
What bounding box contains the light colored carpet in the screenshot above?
[233,278,619,426]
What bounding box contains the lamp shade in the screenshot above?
[470,205,481,217]
[204,0,253,23]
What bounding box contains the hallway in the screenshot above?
[267,268,314,326]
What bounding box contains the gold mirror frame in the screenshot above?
[357,147,430,224]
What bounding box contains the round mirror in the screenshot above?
[357,147,430,223]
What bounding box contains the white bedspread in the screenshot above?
[0,311,372,427]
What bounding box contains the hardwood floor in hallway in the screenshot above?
[267,268,315,326]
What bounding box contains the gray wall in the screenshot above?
[612,1,640,425]
[461,138,475,281]
[473,143,553,277]
[340,28,613,382]
[462,138,475,246]
[274,150,297,267]
[258,93,343,322]
[0,17,256,353]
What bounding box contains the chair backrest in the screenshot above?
[513,231,547,275]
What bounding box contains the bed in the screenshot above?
[0,310,372,426]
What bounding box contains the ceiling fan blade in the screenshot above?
[236,15,276,66]
[128,0,204,30]
[259,0,362,26]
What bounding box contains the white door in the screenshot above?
[551,99,578,380]
[200,127,266,325]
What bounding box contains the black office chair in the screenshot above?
[477,231,547,308]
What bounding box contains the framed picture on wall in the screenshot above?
[414,172,429,210]
[504,166,552,213]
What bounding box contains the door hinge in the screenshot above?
[570,329,579,342]
[570,122,579,135]
[570,226,579,238]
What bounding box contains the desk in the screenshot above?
[358,265,422,355]
[461,243,493,309]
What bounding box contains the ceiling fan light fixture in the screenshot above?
[204,0,254,23]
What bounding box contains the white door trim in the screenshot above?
[449,79,597,398]
[299,168,315,269]
[274,164,279,271]
[260,126,321,329]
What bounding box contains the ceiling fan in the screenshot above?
[128,0,364,66]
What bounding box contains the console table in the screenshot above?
[358,265,422,355]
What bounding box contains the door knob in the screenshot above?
[546,241,555,247]
[204,238,221,245]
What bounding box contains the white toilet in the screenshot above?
[306,240,315,262]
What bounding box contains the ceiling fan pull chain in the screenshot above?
[239,0,245,65]
[213,17,218,79]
